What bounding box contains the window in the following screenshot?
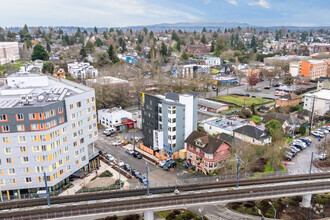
[3,137,10,143]
[25,177,32,183]
[29,113,37,120]
[22,157,29,163]
[0,115,7,121]
[66,165,71,171]
[70,104,74,110]
[0,179,4,185]
[31,124,39,130]
[92,97,95,102]
[9,179,16,184]
[76,101,81,108]
[6,158,13,164]
[65,156,70,161]
[2,125,10,132]
[17,124,25,131]
[20,146,27,153]
[8,168,15,174]
[16,113,24,120]
[58,106,64,113]
[34,156,40,162]
[5,147,12,154]
[18,136,26,142]
[71,113,76,120]
[59,117,64,124]
[33,145,40,151]
[41,145,47,152]
[59,169,64,175]
[23,167,29,173]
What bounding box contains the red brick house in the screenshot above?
[185,131,231,174]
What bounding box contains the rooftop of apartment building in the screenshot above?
[304,89,330,100]
[265,55,311,61]
[0,72,92,109]
[205,117,245,131]
[153,91,199,104]
[306,59,330,64]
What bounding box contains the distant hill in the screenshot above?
[4,22,330,33]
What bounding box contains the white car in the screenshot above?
[311,131,324,138]
[125,148,134,155]
[159,158,171,168]
[113,140,123,146]
[106,154,115,162]
[118,160,125,167]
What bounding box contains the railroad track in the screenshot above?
[1,180,330,219]
[1,173,330,211]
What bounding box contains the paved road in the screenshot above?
[285,135,329,173]
[94,131,195,184]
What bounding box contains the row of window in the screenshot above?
[0,108,63,124]
[1,118,64,133]
[69,97,95,110]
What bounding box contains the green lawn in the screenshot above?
[215,95,270,107]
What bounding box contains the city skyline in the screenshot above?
[1,0,330,27]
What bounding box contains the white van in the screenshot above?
[103,128,116,135]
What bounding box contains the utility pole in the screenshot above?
[236,156,240,188]
[308,152,314,181]
[146,161,149,196]
[133,135,135,152]
[0,185,3,202]
[118,165,121,190]
[309,95,316,135]
[44,172,50,206]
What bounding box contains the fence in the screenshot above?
[6,184,330,220]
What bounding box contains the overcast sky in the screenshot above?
[1,0,329,27]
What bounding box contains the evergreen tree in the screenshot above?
[94,26,98,34]
[107,45,119,63]
[46,42,51,53]
[181,51,188,60]
[95,38,103,47]
[210,40,215,52]
[201,34,206,44]
[31,44,49,61]
[202,27,207,32]
[250,35,257,48]
[85,41,95,54]
[79,44,87,59]
[42,61,54,74]
[136,43,142,52]
[161,41,167,56]
[149,31,154,39]
[143,27,148,35]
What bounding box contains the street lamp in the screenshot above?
[269,201,276,220]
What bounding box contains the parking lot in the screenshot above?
[94,129,195,185]
[285,134,329,173]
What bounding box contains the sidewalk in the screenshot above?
[59,161,128,196]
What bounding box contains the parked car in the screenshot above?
[253,88,261,93]
[136,174,144,181]
[117,160,125,167]
[299,137,311,144]
[315,129,325,135]
[264,86,271,89]
[123,164,131,172]
[103,128,115,135]
[245,93,251,97]
[320,128,329,134]
[113,140,124,146]
[290,145,301,153]
[125,148,134,155]
[106,154,115,162]
[285,153,293,161]
[318,153,327,160]
[131,169,140,177]
[105,131,116,136]
[132,152,142,159]
[142,178,148,186]
[311,131,324,138]
[163,161,177,171]
[292,140,307,149]
[159,158,171,168]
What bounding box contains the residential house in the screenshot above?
[98,108,136,131]
[275,93,302,107]
[316,77,330,90]
[182,64,210,78]
[67,62,99,79]
[262,112,305,133]
[203,117,245,136]
[204,57,221,67]
[185,44,210,55]
[198,98,229,113]
[233,125,271,145]
[185,131,231,174]
[303,89,330,116]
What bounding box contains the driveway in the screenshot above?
[285,135,329,173]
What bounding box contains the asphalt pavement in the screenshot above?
[285,135,329,173]
[94,130,195,184]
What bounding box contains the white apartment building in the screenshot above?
[289,61,301,77]
[0,72,98,199]
[68,62,99,79]
[303,89,330,116]
[0,42,20,65]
